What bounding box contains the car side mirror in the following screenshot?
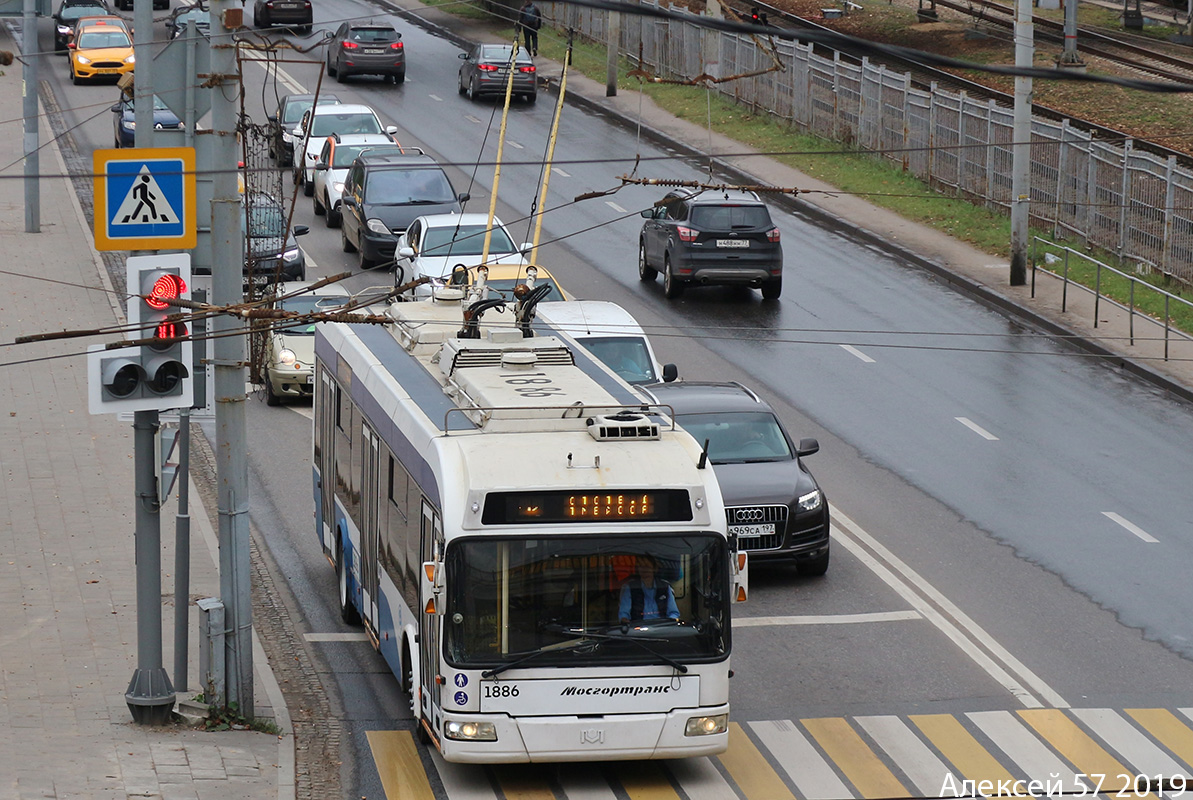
[293,225,310,237]
[385,125,399,135]
[315,162,328,171]
[291,126,303,137]
[640,209,653,219]
[457,192,470,204]
[110,104,122,112]
[519,242,533,254]
[398,246,415,259]
[458,52,467,59]
[662,363,678,382]
[796,437,819,458]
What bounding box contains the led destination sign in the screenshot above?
[482,489,692,524]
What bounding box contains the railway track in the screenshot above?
[716,0,1193,165]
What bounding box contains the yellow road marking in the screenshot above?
[366,730,435,800]
[912,714,1016,790]
[491,764,557,800]
[615,760,682,800]
[1019,709,1153,796]
[803,717,909,799]
[1126,709,1193,772]
[715,722,797,800]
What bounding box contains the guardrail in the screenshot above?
[1031,237,1193,361]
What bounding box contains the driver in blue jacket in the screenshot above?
[619,555,680,623]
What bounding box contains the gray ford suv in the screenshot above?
[637,380,830,575]
[639,188,783,300]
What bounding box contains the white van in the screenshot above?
[537,300,677,385]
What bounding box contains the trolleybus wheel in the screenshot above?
[336,542,361,625]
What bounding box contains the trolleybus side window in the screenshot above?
[384,453,413,606]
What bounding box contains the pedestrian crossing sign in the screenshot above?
[94,147,196,251]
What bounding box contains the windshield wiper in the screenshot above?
[599,629,689,673]
[481,635,597,679]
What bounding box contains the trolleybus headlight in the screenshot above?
[797,489,822,512]
[444,720,497,741]
[684,714,728,736]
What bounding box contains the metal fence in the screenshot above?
[543,0,1193,284]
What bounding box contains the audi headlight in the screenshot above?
[278,348,296,366]
[283,247,300,262]
[685,714,728,736]
[366,218,391,235]
[797,489,823,512]
[76,55,92,64]
[124,54,135,64]
[444,720,497,741]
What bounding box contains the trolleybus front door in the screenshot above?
[419,500,443,735]
[315,371,336,551]
[361,425,381,628]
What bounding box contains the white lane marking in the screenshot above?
[241,51,307,94]
[290,404,314,421]
[968,710,1090,794]
[956,416,998,440]
[831,507,1068,708]
[605,201,627,214]
[552,167,571,177]
[464,114,483,125]
[304,632,370,642]
[734,610,921,627]
[750,720,852,800]
[1101,512,1159,543]
[428,94,444,102]
[841,344,875,363]
[507,141,524,149]
[857,716,953,797]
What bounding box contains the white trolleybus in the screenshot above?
[312,282,746,763]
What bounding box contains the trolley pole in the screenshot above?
[126,411,176,724]
[209,0,253,716]
[173,410,192,693]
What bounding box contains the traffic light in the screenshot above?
[88,254,195,414]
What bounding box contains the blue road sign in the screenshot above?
[94,147,196,251]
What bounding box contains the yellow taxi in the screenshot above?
[464,263,571,302]
[69,24,134,84]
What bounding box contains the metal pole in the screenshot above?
[1009,0,1033,286]
[210,0,253,716]
[126,410,176,724]
[1060,0,1082,66]
[606,9,619,97]
[134,0,154,150]
[185,20,197,148]
[22,0,39,233]
[173,409,191,693]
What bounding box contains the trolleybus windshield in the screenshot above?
[444,534,729,669]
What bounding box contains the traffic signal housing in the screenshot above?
[88,254,195,414]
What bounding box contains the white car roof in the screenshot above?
[333,133,396,145]
[536,300,645,334]
[310,103,376,116]
[415,212,510,230]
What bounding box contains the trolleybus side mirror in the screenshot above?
[421,561,443,615]
[732,550,748,603]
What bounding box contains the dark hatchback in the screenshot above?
[253,0,312,33]
[53,0,110,52]
[639,188,783,299]
[110,94,184,148]
[242,194,309,283]
[326,21,405,83]
[339,150,468,270]
[637,380,830,576]
[458,43,536,103]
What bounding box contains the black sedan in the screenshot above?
[458,43,536,103]
[52,0,110,52]
[637,380,832,576]
[110,94,185,148]
[253,0,312,34]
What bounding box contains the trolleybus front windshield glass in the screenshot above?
[444,534,729,668]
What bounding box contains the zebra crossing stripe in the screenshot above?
[492,764,556,799]
[613,760,681,800]
[750,719,853,800]
[912,714,1016,788]
[665,752,741,800]
[717,723,797,800]
[967,710,1089,794]
[1018,709,1142,794]
[857,715,953,797]
[428,746,495,800]
[803,717,909,799]
[366,731,435,800]
[556,763,618,800]
[1072,709,1188,779]
[1127,709,1193,770]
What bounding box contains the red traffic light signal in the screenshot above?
[146,272,187,310]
